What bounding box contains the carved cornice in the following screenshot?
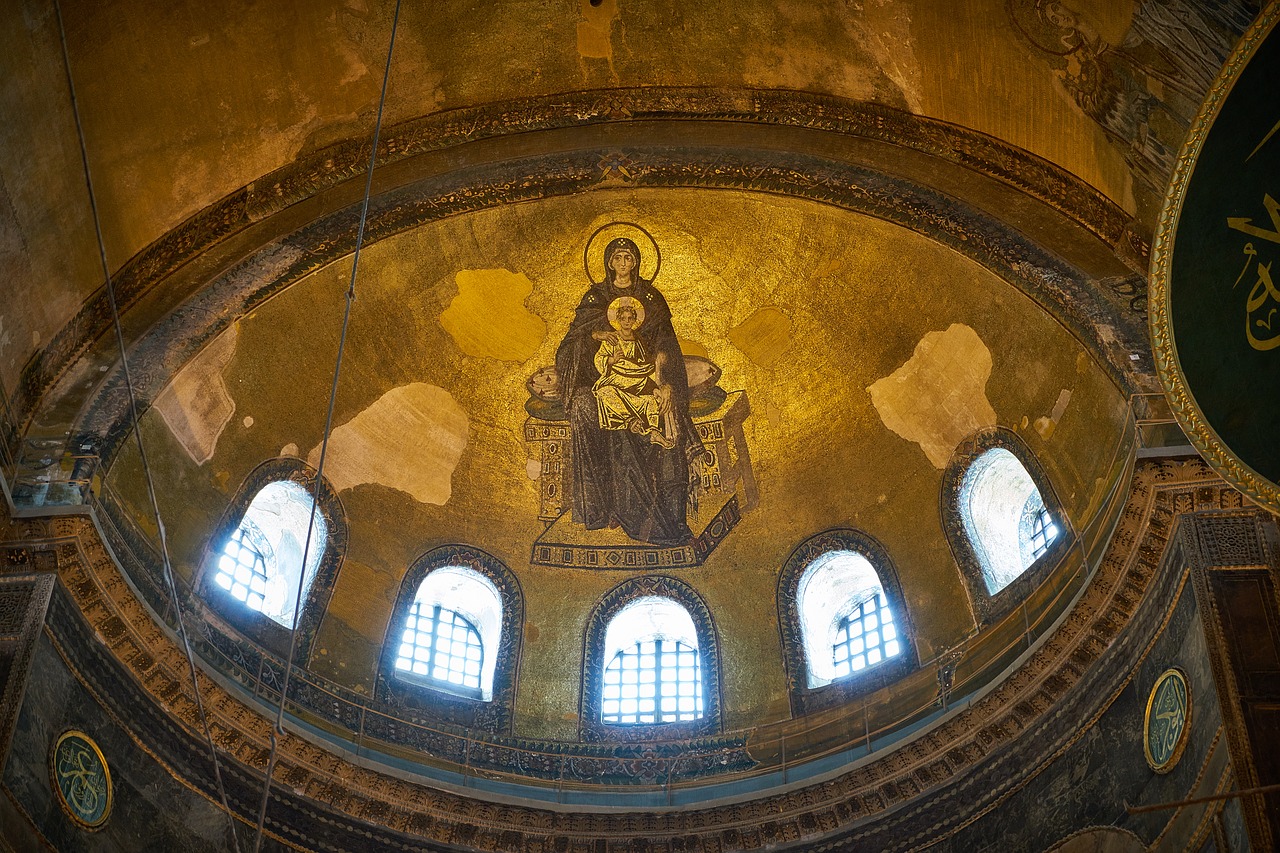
[75,142,1147,473]
[0,458,1238,850]
[15,87,1149,447]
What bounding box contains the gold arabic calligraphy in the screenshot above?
[1228,193,1280,351]
[56,742,108,820]
[1147,675,1188,765]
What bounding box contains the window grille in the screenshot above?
[214,519,271,614]
[395,602,484,694]
[601,638,703,725]
[832,592,900,678]
[1028,505,1059,560]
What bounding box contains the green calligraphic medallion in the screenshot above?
[1144,669,1191,774]
[1150,6,1280,514]
[50,731,113,829]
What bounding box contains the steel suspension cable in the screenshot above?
[250,2,402,849]
[51,1,243,849]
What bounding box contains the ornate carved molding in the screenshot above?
[0,459,1240,850]
[775,528,919,716]
[15,87,1149,448]
[940,427,1075,627]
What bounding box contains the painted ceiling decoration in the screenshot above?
[0,0,1273,850]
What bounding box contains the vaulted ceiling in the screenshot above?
[0,0,1264,849]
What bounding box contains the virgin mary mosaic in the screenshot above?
[524,225,756,565]
[554,236,704,545]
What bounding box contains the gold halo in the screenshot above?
[607,296,645,331]
[584,221,661,285]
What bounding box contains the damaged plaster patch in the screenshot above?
[728,307,792,369]
[439,269,547,363]
[154,325,239,464]
[307,383,468,505]
[867,324,998,468]
[1034,389,1073,440]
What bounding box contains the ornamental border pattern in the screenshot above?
[374,545,524,734]
[0,459,1236,851]
[77,144,1146,475]
[775,528,919,717]
[12,86,1148,447]
[1148,5,1280,516]
[939,426,1076,627]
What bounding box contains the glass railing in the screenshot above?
[3,436,98,513]
[2,392,1205,803]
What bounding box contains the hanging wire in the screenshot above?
[50,1,243,849]
[251,2,403,849]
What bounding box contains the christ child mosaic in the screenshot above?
[525,224,756,569]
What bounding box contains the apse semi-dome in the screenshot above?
[2,1,1262,849]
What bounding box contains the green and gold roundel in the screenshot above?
[50,731,113,829]
[1144,669,1191,774]
[1150,8,1280,514]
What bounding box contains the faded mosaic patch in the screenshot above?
[728,307,792,369]
[439,269,547,363]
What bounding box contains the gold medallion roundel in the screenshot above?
[1143,669,1191,774]
[50,730,113,829]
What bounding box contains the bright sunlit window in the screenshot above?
[797,550,900,687]
[214,480,326,629]
[832,592,900,679]
[959,448,1060,594]
[396,604,484,695]
[394,565,502,701]
[600,597,704,725]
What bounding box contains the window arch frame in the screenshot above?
[941,427,1074,627]
[777,529,918,716]
[376,545,523,734]
[197,457,347,664]
[580,575,722,743]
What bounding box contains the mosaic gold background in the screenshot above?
[107,189,1128,737]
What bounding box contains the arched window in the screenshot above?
[601,597,704,725]
[778,530,916,715]
[199,458,347,663]
[581,576,721,741]
[960,448,1060,594]
[942,428,1071,626]
[213,479,326,629]
[377,546,522,733]
[394,566,502,701]
[798,551,901,688]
